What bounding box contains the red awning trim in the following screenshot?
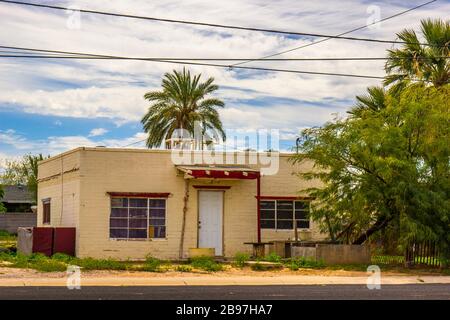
[193,185,231,190]
[107,192,171,198]
[255,196,315,200]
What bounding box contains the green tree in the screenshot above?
[384,18,449,93]
[0,154,47,203]
[292,85,450,249]
[347,86,387,118]
[142,68,226,148]
[0,185,6,213]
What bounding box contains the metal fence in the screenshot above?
[372,239,449,268]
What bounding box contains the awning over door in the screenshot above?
[176,164,263,243]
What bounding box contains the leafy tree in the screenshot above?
[347,86,387,118]
[385,18,449,93]
[292,85,449,250]
[0,154,47,203]
[142,68,226,148]
[0,185,6,213]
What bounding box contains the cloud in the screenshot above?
[88,128,108,137]
[0,0,448,156]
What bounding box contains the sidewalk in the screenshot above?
[2,274,450,287]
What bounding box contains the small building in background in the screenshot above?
[1,185,34,213]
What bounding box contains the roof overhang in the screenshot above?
[176,165,260,180]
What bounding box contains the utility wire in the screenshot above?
[121,139,147,148]
[232,0,439,66]
[0,45,386,79]
[0,54,447,61]
[0,0,440,47]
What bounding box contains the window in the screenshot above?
[42,199,51,224]
[110,197,166,239]
[260,199,310,230]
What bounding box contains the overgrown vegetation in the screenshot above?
[189,256,224,272]
[286,257,325,271]
[233,252,250,268]
[175,264,193,272]
[264,253,282,263]
[292,19,450,259]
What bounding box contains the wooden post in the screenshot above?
[179,179,190,260]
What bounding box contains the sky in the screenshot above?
[0,0,449,165]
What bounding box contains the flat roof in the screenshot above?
[39,146,295,165]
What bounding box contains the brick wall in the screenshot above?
[38,147,327,260]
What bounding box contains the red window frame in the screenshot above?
[42,199,51,225]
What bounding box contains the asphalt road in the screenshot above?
[0,284,449,300]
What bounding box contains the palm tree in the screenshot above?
[348,86,387,117]
[384,18,449,93]
[141,68,226,149]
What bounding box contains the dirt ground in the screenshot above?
[0,265,443,279]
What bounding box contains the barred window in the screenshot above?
[110,197,166,239]
[260,200,310,230]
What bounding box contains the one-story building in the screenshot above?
[1,185,34,212]
[37,147,326,260]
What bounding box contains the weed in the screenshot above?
[77,257,127,270]
[264,253,282,263]
[175,265,193,272]
[51,253,75,264]
[190,256,224,272]
[287,257,326,270]
[142,255,163,272]
[233,252,250,268]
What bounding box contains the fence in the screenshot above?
[0,213,37,234]
[405,239,447,268]
[372,239,449,268]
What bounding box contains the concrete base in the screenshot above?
[188,248,215,258]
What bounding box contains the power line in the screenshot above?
[232,0,439,66]
[0,0,438,47]
[0,45,386,79]
[0,54,447,61]
[121,139,147,148]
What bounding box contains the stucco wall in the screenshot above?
[37,147,326,259]
[0,213,37,234]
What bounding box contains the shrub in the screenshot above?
[233,252,250,268]
[264,253,282,263]
[190,256,224,272]
[142,255,163,272]
[77,257,127,270]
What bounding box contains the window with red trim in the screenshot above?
[42,199,51,225]
[260,200,310,230]
[110,197,166,239]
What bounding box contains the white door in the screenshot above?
[198,191,223,255]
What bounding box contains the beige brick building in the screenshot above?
[37,147,325,260]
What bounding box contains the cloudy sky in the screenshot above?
[0,0,448,164]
